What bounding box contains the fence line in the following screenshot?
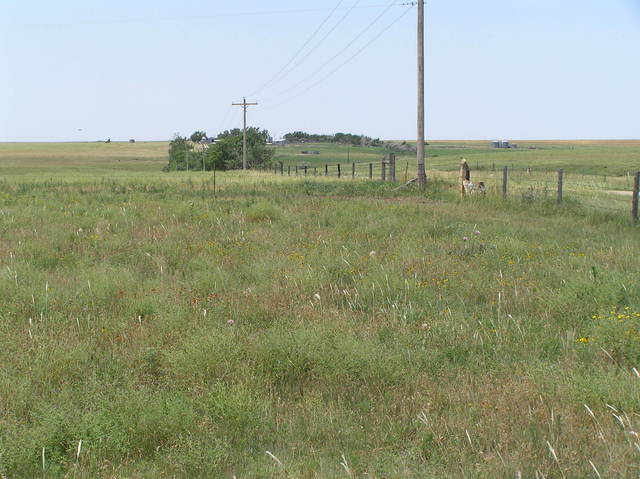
[261,160,639,222]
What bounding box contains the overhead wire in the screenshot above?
[270,0,364,88]
[259,4,414,112]
[208,2,409,134]
[247,0,346,98]
[262,1,399,104]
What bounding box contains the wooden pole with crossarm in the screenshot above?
[416,0,426,187]
[232,97,258,170]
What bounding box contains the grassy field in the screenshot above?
[0,141,639,478]
[273,140,640,177]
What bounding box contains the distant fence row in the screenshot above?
[258,155,640,224]
[262,154,422,183]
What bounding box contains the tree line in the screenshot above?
[283,131,383,147]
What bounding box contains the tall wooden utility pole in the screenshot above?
[232,97,258,170]
[416,0,427,187]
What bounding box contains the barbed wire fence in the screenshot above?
[259,155,640,223]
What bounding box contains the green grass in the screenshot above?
[0,142,639,478]
[274,140,640,176]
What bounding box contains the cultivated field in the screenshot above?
[0,141,639,478]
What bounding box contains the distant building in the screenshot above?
[491,140,516,149]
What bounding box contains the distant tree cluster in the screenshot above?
[283,131,383,147]
[166,128,274,171]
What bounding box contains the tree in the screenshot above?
[166,129,273,172]
[206,128,273,170]
[283,131,383,147]
[190,131,207,143]
[166,135,192,171]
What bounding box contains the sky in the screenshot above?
[1,0,639,142]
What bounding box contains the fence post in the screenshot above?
[557,169,564,204]
[304,166,308,176]
[381,160,386,181]
[280,162,284,175]
[369,163,373,180]
[288,165,291,176]
[314,167,317,176]
[295,166,298,176]
[389,153,396,182]
[325,164,328,176]
[352,162,355,179]
[502,166,508,197]
[633,171,639,223]
[337,164,341,178]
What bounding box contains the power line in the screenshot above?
[267,0,364,92]
[247,0,346,98]
[264,2,398,103]
[258,4,414,112]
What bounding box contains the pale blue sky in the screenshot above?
[1,0,639,141]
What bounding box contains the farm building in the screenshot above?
[491,140,517,149]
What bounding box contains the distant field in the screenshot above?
[0,142,169,179]
[274,140,640,177]
[0,140,639,478]
[2,140,639,180]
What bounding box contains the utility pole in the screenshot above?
[416,0,427,188]
[232,97,258,170]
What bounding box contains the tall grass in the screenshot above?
[0,143,639,477]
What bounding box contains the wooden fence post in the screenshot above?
[280,162,284,175]
[557,169,564,204]
[304,166,308,176]
[389,153,396,182]
[381,160,386,181]
[314,167,317,176]
[295,166,298,176]
[502,166,508,197]
[352,162,355,179]
[325,164,328,176]
[337,164,341,178]
[369,163,373,180]
[633,171,639,223]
